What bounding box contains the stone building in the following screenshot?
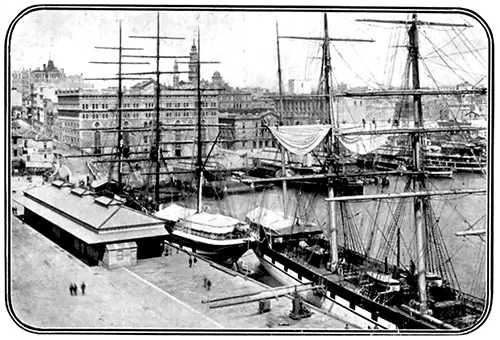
[11,130,54,173]
[219,110,277,150]
[271,95,328,125]
[55,80,219,169]
[12,59,93,129]
[219,89,253,110]
[270,94,370,125]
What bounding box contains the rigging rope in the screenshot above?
[330,44,377,88]
[452,24,487,67]
[419,29,472,84]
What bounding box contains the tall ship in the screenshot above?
[245,13,488,330]
[154,27,255,266]
[58,16,255,266]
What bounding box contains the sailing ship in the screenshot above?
[246,13,487,330]
[153,28,255,266]
[357,129,486,176]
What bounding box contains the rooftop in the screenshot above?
[16,182,167,244]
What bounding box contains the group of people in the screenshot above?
[69,282,86,296]
[361,117,378,129]
[188,256,198,268]
[203,277,212,291]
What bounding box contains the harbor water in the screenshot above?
[188,172,488,299]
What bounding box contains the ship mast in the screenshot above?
[196,29,203,213]
[189,29,221,213]
[154,14,162,205]
[276,22,288,218]
[356,13,473,313]
[322,13,340,268]
[127,12,186,204]
[86,22,149,190]
[408,13,428,312]
[117,23,124,187]
[279,13,373,269]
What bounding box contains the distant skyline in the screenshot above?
[9,9,489,91]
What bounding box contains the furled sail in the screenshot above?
[268,123,389,156]
[268,124,331,156]
[336,123,390,155]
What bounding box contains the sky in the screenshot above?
[8,8,490,91]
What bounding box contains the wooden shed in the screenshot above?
[103,242,138,269]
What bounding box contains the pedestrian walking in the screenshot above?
[203,277,208,288]
[362,118,366,129]
[81,282,86,295]
[73,283,78,296]
[193,257,197,265]
[69,284,74,296]
[188,257,193,268]
[206,279,212,291]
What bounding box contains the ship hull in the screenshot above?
[166,232,254,266]
[256,246,441,330]
[363,152,486,174]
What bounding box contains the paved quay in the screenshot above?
[126,249,351,329]
[9,200,351,331]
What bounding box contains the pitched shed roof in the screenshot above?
[17,183,168,244]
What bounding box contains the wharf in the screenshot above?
[125,247,352,329]
[9,181,353,330]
